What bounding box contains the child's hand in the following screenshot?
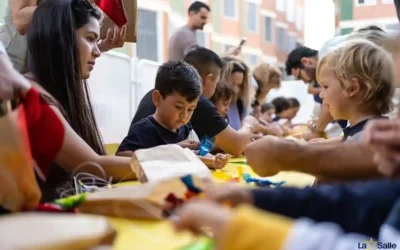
[172,200,232,245]
[212,154,230,169]
[177,140,200,150]
[204,183,253,206]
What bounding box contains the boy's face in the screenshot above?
[279,109,294,119]
[261,108,275,123]
[252,105,261,119]
[153,91,199,130]
[288,107,300,120]
[214,96,232,118]
[318,64,351,120]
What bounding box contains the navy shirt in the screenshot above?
[312,82,323,104]
[117,116,193,152]
[342,116,387,142]
[130,89,228,139]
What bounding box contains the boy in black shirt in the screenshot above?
[117,61,229,169]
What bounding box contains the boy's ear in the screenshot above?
[300,57,309,66]
[152,90,162,107]
[203,73,213,87]
[347,77,361,98]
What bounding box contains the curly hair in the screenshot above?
[317,39,394,115]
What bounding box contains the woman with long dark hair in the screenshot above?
[25,0,133,200]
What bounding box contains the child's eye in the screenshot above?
[188,109,194,112]
[175,106,183,110]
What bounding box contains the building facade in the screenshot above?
[335,0,398,35]
[136,0,305,77]
[0,0,305,73]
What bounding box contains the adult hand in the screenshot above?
[97,26,127,53]
[245,136,295,176]
[364,119,400,176]
[172,200,232,248]
[0,53,31,100]
[204,183,253,207]
[177,140,200,150]
[266,123,284,137]
[211,154,231,170]
[242,115,262,133]
[226,46,242,57]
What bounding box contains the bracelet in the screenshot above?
[244,123,254,133]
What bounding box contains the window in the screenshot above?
[247,2,257,32]
[264,16,273,42]
[247,54,259,66]
[386,23,400,31]
[196,31,208,48]
[276,27,286,51]
[287,35,296,53]
[382,0,394,3]
[286,0,295,22]
[355,0,377,6]
[223,0,237,19]
[137,9,159,62]
[276,0,285,12]
[295,7,303,30]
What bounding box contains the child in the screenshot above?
[210,81,235,120]
[287,98,300,123]
[260,103,275,123]
[317,39,394,142]
[251,100,261,120]
[117,61,229,169]
[271,97,292,122]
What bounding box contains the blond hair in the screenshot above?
[317,39,394,115]
[221,57,254,111]
[253,63,282,99]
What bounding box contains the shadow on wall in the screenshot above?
[266,80,315,124]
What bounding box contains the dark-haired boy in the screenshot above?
[117,61,229,169]
[124,48,260,157]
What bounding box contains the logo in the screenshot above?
[358,238,397,250]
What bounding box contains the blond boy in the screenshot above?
[317,39,394,142]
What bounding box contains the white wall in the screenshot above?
[88,52,133,144]
[266,80,315,124]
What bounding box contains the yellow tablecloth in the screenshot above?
[108,158,316,250]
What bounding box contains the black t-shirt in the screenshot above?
[342,116,387,142]
[117,115,193,152]
[129,89,229,139]
[313,82,323,104]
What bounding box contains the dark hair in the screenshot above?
[357,25,384,32]
[251,99,260,108]
[210,81,234,104]
[27,0,105,155]
[188,1,210,13]
[261,103,275,113]
[288,97,300,108]
[271,97,291,114]
[155,61,202,102]
[184,47,222,79]
[285,46,318,76]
